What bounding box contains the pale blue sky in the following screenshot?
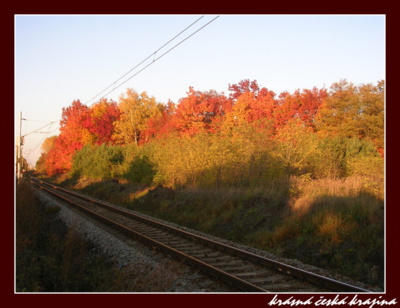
[15,14,385,166]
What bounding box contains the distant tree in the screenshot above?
[40,135,57,153]
[35,136,57,174]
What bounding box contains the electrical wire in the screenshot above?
[22,121,56,137]
[86,15,209,105]
[98,15,220,101]
[22,119,56,122]
[22,121,57,166]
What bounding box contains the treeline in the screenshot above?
[36,79,384,193]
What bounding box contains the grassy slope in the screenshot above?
[51,173,384,290]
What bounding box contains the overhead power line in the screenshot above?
[23,119,56,122]
[85,15,205,105]
[86,15,220,105]
[22,121,56,137]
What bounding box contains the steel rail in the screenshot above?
[29,177,371,293]
[30,178,267,292]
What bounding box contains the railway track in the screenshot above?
[29,177,371,293]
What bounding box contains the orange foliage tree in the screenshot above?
[224,87,277,133]
[167,87,232,136]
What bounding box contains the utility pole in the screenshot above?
[16,111,22,181]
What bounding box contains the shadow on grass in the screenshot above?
[272,192,384,288]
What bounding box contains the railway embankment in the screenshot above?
[50,173,384,291]
[25,175,382,292]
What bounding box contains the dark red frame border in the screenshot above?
[4,5,399,307]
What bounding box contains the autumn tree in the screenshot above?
[316,80,384,153]
[87,99,120,145]
[44,136,69,175]
[112,89,160,146]
[275,87,327,131]
[224,81,277,133]
[169,87,231,135]
[357,80,385,152]
[40,100,92,175]
[140,100,176,142]
[59,100,91,148]
[42,135,57,153]
[35,135,57,174]
[228,79,262,101]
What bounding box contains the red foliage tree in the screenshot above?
[275,87,327,131]
[59,100,91,147]
[228,79,261,101]
[44,100,90,175]
[141,100,176,142]
[87,99,120,145]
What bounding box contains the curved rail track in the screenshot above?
[29,177,371,293]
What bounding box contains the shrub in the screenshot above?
[71,144,125,180]
[123,155,156,184]
[347,156,384,199]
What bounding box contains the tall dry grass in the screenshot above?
[255,175,384,286]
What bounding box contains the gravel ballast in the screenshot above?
[35,187,235,293]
